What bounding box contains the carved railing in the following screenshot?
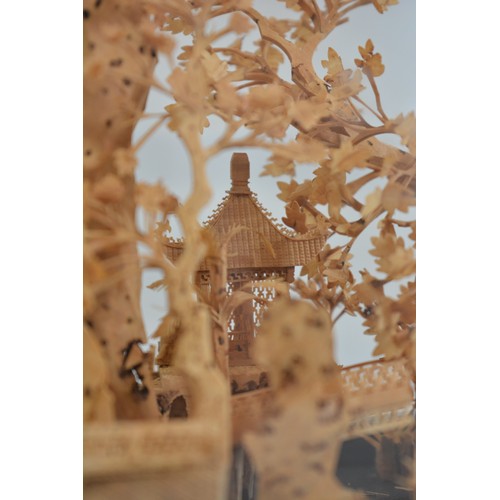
[341,359,415,438]
[228,359,415,441]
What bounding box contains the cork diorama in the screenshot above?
[83,1,415,499]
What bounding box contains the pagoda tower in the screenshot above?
[164,153,327,374]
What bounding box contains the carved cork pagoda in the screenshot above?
[163,152,326,370]
[156,153,414,449]
[84,153,415,499]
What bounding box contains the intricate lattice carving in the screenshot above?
[340,359,412,396]
[221,268,289,365]
[225,268,287,283]
[341,359,415,438]
[252,283,275,329]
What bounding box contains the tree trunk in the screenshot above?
[83,0,159,420]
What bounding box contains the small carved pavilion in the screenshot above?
[165,153,327,368]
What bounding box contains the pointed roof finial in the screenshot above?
[230,153,250,194]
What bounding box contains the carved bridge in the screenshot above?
[340,358,415,439]
[228,359,415,500]
[231,358,415,441]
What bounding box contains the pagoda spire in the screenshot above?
[229,153,250,194]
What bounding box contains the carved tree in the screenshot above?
[84,0,415,495]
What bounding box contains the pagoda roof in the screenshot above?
[164,153,327,271]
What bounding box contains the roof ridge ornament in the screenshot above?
[229,152,250,194]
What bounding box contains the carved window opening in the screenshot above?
[169,395,188,419]
[197,267,292,366]
[228,268,289,365]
